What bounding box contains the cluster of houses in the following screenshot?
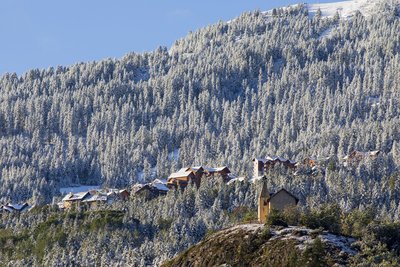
[343,150,380,166]
[166,166,231,188]
[58,188,130,209]
[0,203,31,213]
[253,150,381,178]
[131,166,232,198]
[256,150,381,223]
[132,179,169,198]
[253,156,296,178]
[0,149,381,214]
[56,165,232,209]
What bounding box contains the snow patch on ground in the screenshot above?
[368,96,380,107]
[307,0,386,19]
[225,224,263,234]
[168,149,180,161]
[249,176,264,183]
[60,185,100,194]
[319,26,337,39]
[269,226,357,254]
[136,170,144,182]
[320,233,357,254]
[136,167,158,182]
[227,176,246,185]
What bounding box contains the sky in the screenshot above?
[0,0,335,76]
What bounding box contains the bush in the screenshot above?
[259,225,272,241]
[282,205,301,226]
[301,237,327,267]
[266,209,288,227]
[300,204,341,234]
[368,222,400,255]
[341,207,375,237]
[228,206,257,223]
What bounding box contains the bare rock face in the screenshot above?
[162,224,358,267]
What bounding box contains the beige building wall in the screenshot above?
[63,201,73,209]
[269,190,297,211]
[258,198,269,224]
[254,160,263,178]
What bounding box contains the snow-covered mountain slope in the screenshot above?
[262,0,398,20]
[307,0,388,19]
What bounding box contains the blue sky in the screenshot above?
[0,0,334,75]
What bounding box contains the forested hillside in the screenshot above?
[2,178,400,266]
[2,1,400,266]
[1,3,400,206]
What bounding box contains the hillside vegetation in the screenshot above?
[163,205,400,267]
[1,3,400,205]
[2,180,400,266]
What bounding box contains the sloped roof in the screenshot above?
[2,206,14,212]
[152,182,169,192]
[82,194,107,203]
[253,156,296,164]
[6,203,28,210]
[151,179,169,192]
[1,203,29,212]
[204,166,231,173]
[369,150,380,156]
[62,191,90,201]
[153,179,167,183]
[132,183,145,193]
[168,171,193,179]
[118,189,130,194]
[177,167,190,173]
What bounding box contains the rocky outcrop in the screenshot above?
[162,224,357,267]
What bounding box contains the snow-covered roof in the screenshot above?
[369,150,380,156]
[254,156,296,164]
[1,203,29,212]
[267,156,279,161]
[204,166,230,173]
[151,179,169,192]
[177,167,190,173]
[191,166,203,172]
[82,194,107,203]
[59,185,100,194]
[132,183,145,193]
[152,179,167,184]
[168,171,193,179]
[2,206,14,212]
[62,191,90,201]
[152,182,169,192]
[6,203,27,210]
